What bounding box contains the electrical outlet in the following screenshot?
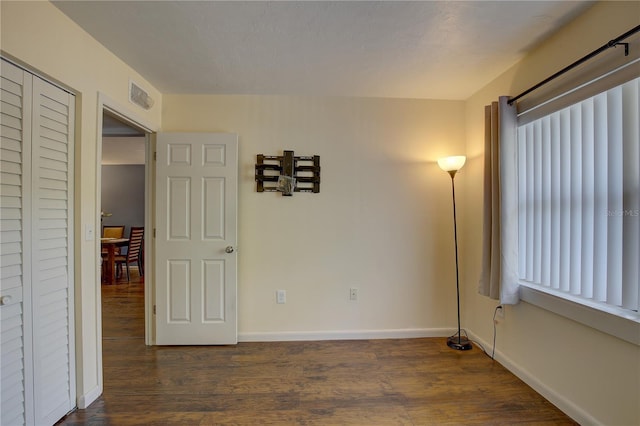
[349,288,358,301]
[276,290,286,304]
[496,305,504,318]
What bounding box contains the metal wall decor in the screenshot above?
[255,150,320,196]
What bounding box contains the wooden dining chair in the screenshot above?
[115,226,144,282]
[103,225,125,239]
[101,225,125,280]
[101,225,125,258]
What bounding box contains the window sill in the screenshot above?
[519,284,640,346]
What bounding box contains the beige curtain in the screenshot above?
[479,96,519,304]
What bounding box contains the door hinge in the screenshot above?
[153,305,156,315]
[154,151,157,161]
[153,228,156,238]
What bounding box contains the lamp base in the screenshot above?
[447,335,473,351]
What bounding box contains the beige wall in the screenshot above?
[1,0,162,408]
[162,95,466,337]
[462,2,640,425]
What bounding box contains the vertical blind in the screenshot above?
[517,77,639,313]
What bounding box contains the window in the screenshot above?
[517,77,639,321]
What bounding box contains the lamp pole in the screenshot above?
[438,156,472,351]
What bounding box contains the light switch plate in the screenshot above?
[85,224,94,241]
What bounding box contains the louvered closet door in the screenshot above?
[30,74,76,426]
[1,59,75,426]
[1,56,33,426]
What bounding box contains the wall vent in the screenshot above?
[129,80,154,110]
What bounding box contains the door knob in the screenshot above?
[225,246,235,254]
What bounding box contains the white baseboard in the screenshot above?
[76,384,101,409]
[466,330,599,426]
[239,328,454,342]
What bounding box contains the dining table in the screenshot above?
[101,238,129,285]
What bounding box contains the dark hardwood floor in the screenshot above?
[59,271,576,425]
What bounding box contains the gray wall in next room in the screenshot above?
[101,165,145,238]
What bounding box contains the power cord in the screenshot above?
[452,328,488,355]
[491,305,503,360]
[470,337,487,355]
[448,306,502,359]
[448,328,470,340]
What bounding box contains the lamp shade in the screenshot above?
[438,156,466,172]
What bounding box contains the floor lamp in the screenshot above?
[438,155,472,351]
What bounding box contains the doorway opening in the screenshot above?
[100,110,148,344]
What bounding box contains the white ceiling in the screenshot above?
[52,0,595,100]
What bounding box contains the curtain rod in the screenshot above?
[508,25,640,105]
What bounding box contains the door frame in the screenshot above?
[96,93,158,348]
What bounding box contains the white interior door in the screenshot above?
[155,132,238,345]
